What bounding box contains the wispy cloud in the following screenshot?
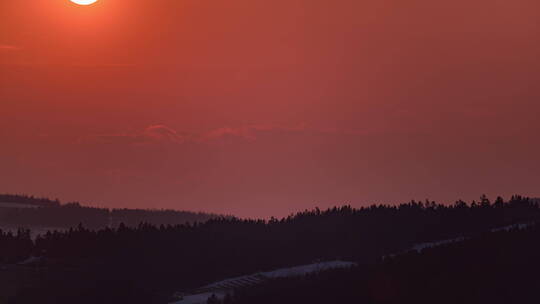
[70,62,136,68]
[79,125,186,146]
[0,44,21,51]
[141,124,185,143]
[201,123,308,142]
[79,123,372,147]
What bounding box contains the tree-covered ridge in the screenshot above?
[2,195,540,304]
[0,194,61,207]
[227,222,540,304]
[0,193,219,229]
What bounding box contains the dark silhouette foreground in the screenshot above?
[0,195,538,303]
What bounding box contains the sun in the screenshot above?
[70,0,98,5]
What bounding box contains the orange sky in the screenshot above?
[1,0,539,217]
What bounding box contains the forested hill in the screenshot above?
[0,194,219,229]
[0,194,61,208]
[2,195,540,304]
[227,221,540,304]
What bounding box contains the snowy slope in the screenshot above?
[384,221,538,260]
[170,261,357,304]
[491,222,535,232]
[262,261,356,279]
[411,236,467,253]
[170,221,538,304]
[411,221,538,252]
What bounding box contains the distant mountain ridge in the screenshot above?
[0,194,60,208]
[0,194,220,230]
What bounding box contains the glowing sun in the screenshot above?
[70,0,98,5]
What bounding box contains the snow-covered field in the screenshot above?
[412,221,538,253]
[491,222,536,232]
[170,261,357,304]
[410,236,467,253]
[262,261,356,279]
[171,221,540,304]
[384,221,538,260]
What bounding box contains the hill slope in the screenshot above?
[2,195,539,304]
[227,223,540,304]
[0,194,218,230]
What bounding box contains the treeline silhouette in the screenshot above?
[0,194,60,207]
[0,229,33,263]
[0,194,218,229]
[110,208,217,227]
[227,223,540,304]
[2,195,540,304]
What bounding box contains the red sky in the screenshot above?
[1,0,539,217]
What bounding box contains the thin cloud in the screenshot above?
[79,123,371,147]
[201,123,308,142]
[0,44,21,51]
[142,125,184,143]
[199,123,385,142]
[80,125,186,146]
[203,127,257,141]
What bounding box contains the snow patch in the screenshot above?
[411,237,466,253]
[262,260,356,279]
[17,256,43,266]
[491,222,535,232]
[170,261,356,304]
[171,221,538,303]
